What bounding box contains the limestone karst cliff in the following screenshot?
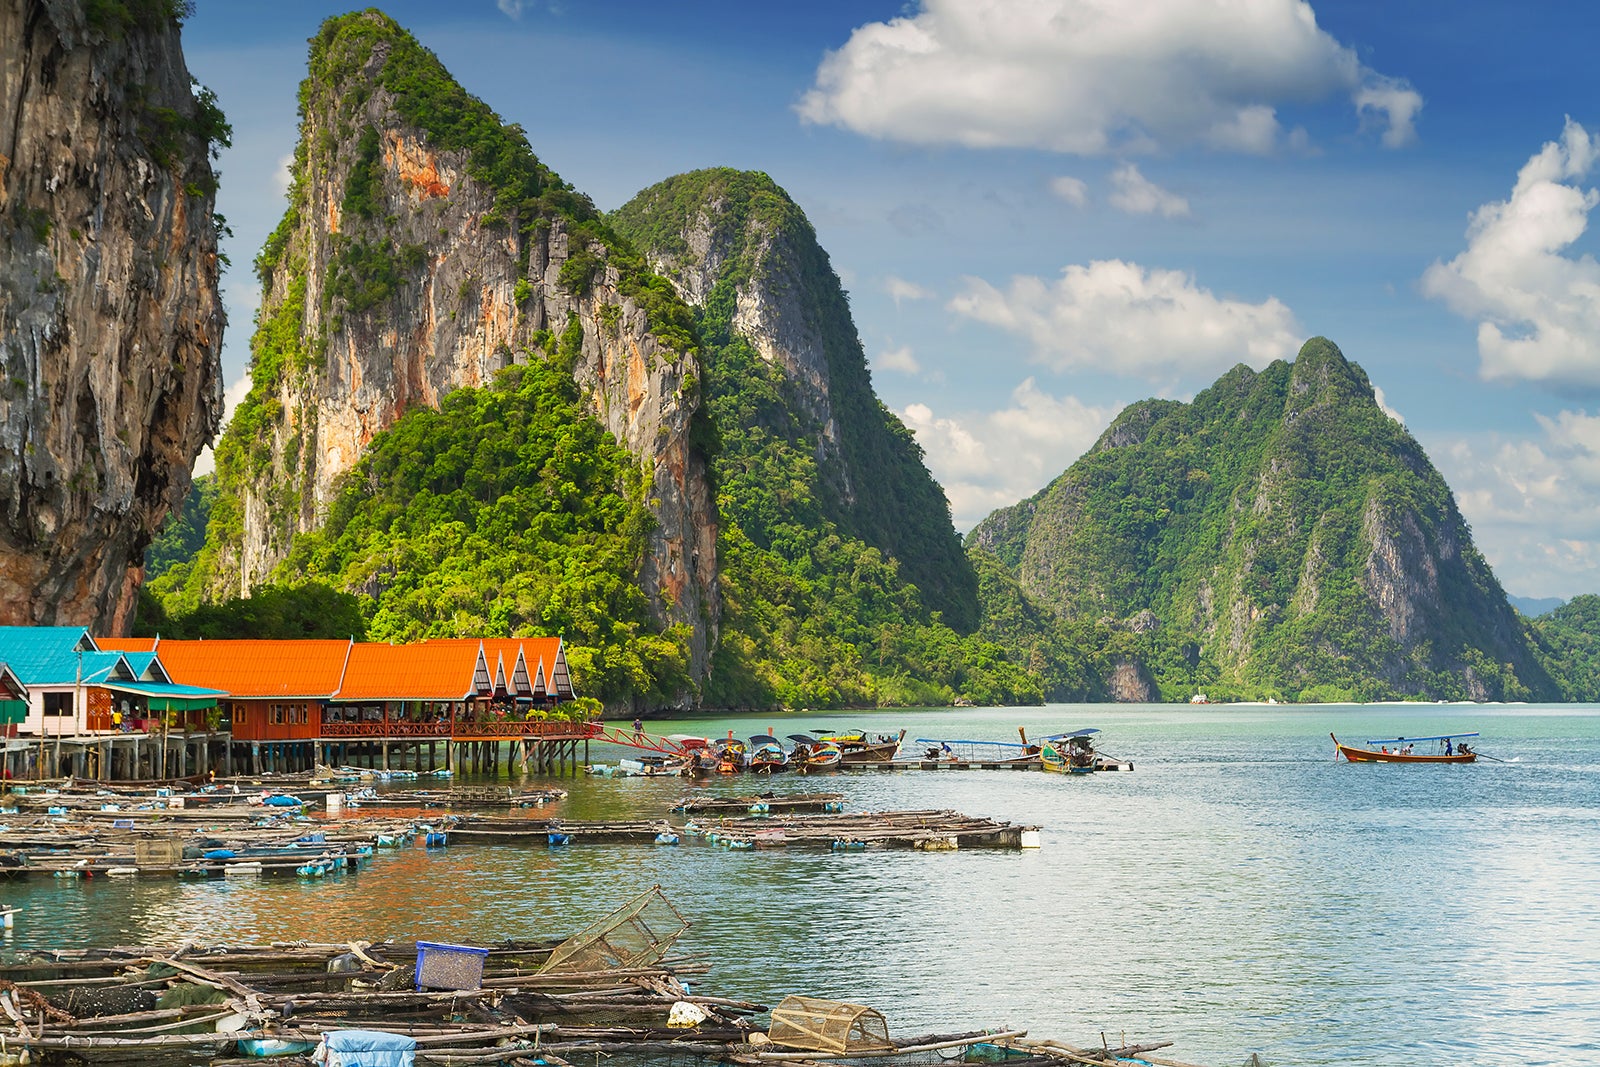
[0,0,225,633]
[970,337,1556,702]
[610,168,980,632]
[187,10,718,673]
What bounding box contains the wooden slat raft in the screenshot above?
[0,813,429,879]
[673,793,845,815]
[447,815,678,845]
[684,809,1041,850]
[345,786,567,809]
[0,924,1211,1067]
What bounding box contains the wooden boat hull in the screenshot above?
[1039,737,1097,774]
[831,729,906,765]
[1334,741,1475,763]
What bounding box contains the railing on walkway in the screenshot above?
[587,726,694,755]
[317,719,602,741]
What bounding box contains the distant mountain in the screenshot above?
[1509,595,1565,618]
[969,337,1557,703]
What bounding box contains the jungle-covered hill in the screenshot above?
[968,337,1561,703]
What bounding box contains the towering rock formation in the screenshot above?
[611,169,979,631]
[971,338,1554,701]
[192,11,717,670]
[0,0,225,632]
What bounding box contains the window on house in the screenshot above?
[43,693,73,716]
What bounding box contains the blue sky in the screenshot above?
[184,1,1600,600]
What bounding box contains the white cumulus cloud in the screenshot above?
[949,259,1302,379]
[1421,119,1600,390]
[900,380,1122,529]
[1108,163,1190,217]
[1049,175,1089,206]
[877,345,923,374]
[797,0,1422,155]
[884,275,935,307]
[1431,411,1600,597]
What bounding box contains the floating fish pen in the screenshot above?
[0,815,430,879]
[447,815,679,846]
[0,886,1213,1067]
[684,810,1041,851]
[673,794,846,816]
[344,786,567,809]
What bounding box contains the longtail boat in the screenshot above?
[813,728,906,765]
[1331,732,1478,763]
[1039,729,1103,773]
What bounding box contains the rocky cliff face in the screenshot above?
[195,11,717,672]
[0,0,224,632]
[611,169,980,630]
[970,337,1553,701]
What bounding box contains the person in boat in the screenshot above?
[1444,739,1452,755]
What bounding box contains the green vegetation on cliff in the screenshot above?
[608,169,1032,709]
[1528,595,1600,700]
[971,338,1553,703]
[270,345,693,707]
[611,168,979,631]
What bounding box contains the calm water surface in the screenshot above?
[5,703,1598,1067]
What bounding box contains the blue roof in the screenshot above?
[104,680,227,700]
[78,651,129,685]
[120,652,162,679]
[0,627,97,684]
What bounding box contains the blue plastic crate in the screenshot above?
[414,941,489,991]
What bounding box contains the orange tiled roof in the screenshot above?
[424,637,564,696]
[519,637,563,678]
[152,639,353,698]
[336,642,484,701]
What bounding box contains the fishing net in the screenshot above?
[541,885,689,975]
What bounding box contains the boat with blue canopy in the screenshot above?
[913,737,1041,765]
[1331,732,1478,763]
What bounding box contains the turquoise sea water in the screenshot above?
[4,703,1598,1066]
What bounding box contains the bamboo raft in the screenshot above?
[0,815,434,878]
[683,810,1041,851]
[345,787,567,810]
[673,793,846,815]
[446,816,679,845]
[0,913,1212,1067]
